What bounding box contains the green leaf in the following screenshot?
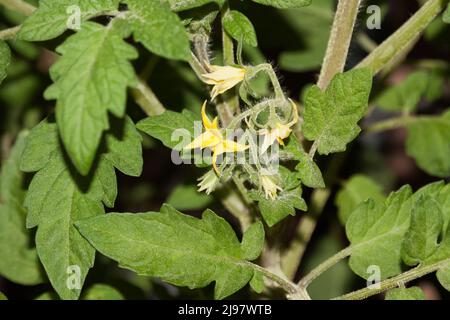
[164,0,224,12]
[21,118,142,299]
[0,133,43,285]
[443,4,450,23]
[284,136,324,189]
[46,21,138,175]
[376,71,439,112]
[126,0,190,61]
[249,270,264,293]
[223,10,258,47]
[279,0,333,72]
[18,0,120,41]
[303,69,373,155]
[76,205,265,300]
[137,110,196,150]
[83,284,124,300]
[241,221,265,261]
[346,186,413,280]
[166,184,213,211]
[406,112,450,178]
[402,196,443,266]
[437,265,450,291]
[0,292,7,300]
[256,186,307,227]
[251,0,311,9]
[385,287,425,300]
[335,175,385,224]
[0,41,11,84]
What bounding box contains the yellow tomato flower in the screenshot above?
[202,65,246,99]
[184,101,248,174]
[260,99,299,153]
[260,175,282,200]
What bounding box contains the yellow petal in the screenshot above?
[201,101,219,130]
[202,65,245,83]
[220,139,249,153]
[184,130,222,150]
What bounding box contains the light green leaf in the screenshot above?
[303,69,373,155]
[46,21,138,175]
[443,4,450,23]
[251,0,311,9]
[406,112,450,178]
[249,270,264,293]
[166,184,213,211]
[223,10,258,47]
[164,0,224,12]
[126,0,190,61]
[137,110,196,150]
[0,292,7,300]
[279,0,333,72]
[346,186,413,280]
[241,221,265,261]
[437,265,450,291]
[335,175,385,224]
[385,287,425,300]
[376,71,441,112]
[21,119,141,299]
[104,117,143,177]
[284,136,324,189]
[83,284,124,300]
[0,133,43,285]
[402,196,443,266]
[18,0,120,41]
[76,205,265,300]
[0,41,11,84]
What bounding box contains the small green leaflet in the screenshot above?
[0,292,6,300]
[303,69,373,155]
[126,0,190,61]
[376,70,444,112]
[0,41,11,85]
[76,205,265,300]
[443,4,450,23]
[0,133,43,285]
[21,118,142,300]
[137,109,197,150]
[18,0,120,41]
[164,0,224,12]
[45,21,138,175]
[346,186,413,280]
[401,195,443,266]
[83,284,124,300]
[251,0,312,9]
[385,287,425,300]
[166,184,213,211]
[335,175,385,224]
[251,167,307,227]
[223,10,258,47]
[406,111,450,178]
[284,136,325,189]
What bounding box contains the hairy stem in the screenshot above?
[335,258,450,300]
[365,115,438,133]
[357,0,447,74]
[0,25,21,40]
[317,0,362,90]
[0,0,35,16]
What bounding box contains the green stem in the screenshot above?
[357,0,447,74]
[335,258,450,300]
[298,246,352,288]
[248,64,284,100]
[317,0,362,90]
[219,187,252,231]
[365,115,438,134]
[0,0,35,16]
[130,79,166,116]
[0,25,20,40]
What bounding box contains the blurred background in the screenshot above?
[0,0,449,299]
